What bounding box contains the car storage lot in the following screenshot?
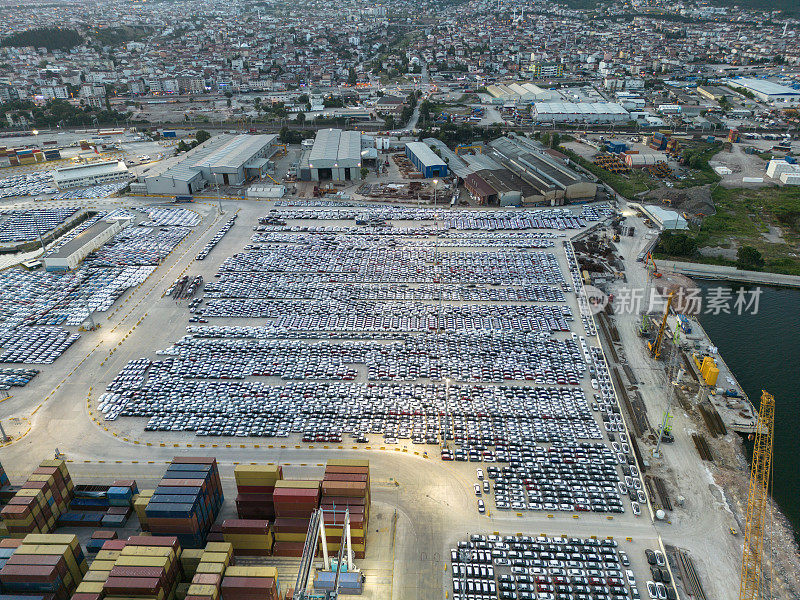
[94,204,650,526]
[0,198,680,600]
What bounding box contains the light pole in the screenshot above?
[432,178,438,206]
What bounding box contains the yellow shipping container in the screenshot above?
[199,551,230,565]
[327,459,369,468]
[203,542,233,557]
[188,585,219,597]
[224,566,277,579]
[222,540,270,550]
[83,571,112,583]
[274,480,319,489]
[195,562,225,575]
[115,555,172,568]
[121,546,175,558]
[89,559,117,572]
[273,532,307,543]
[95,550,122,561]
[76,582,106,594]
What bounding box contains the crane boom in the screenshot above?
[739,390,775,600]
[650,292,674,359]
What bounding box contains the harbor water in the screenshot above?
[695,280,800,542]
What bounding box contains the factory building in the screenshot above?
[486,82,557,103]
[533,102,629,123]
[141,134,277,195]
[53,160,130,190]
[488,136,597,204]
[43,217,130,271]
[725,78,800,104]
[405,142,448,178]
[298,129,364,182]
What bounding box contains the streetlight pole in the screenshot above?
[432,178,438,206]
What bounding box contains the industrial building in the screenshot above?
[486,82,557,103]
[640,205,688,230]
[487,136,597,204]
[141,134,277,195]
[405,142,448,178]
[53,161,130,190]
[725,78,800,104]
[532,102,629,123]
[43,217,129,271]
[298,129,364,182]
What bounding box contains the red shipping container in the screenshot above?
[104,576,164,595]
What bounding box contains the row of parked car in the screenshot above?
[450,534,671,600]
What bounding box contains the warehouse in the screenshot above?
[464,168,538,206]
[726,78,800,104]
[533,102,629,123]
[486,82,556,103]
[405,142,448,178]
[53,160,130,190]
[300,129,364,182]
[43,217,129,271]
[142,134,277,195]
[489,136,597,203]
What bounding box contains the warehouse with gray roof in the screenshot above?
[141,133,277,195]
[299,129,364,182]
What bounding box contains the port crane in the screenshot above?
[648,292,674,359]
[739,390,775,600]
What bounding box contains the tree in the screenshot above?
[195,130,211,144]
[347,67,357,86]
[360,167,369,180]
[297,93,309,105]
[296,111,305,125]
[224,91,233,98]
[736,246,764,271]
[551,132,561,148]
[657,231,697,257]
[541,132,551,147]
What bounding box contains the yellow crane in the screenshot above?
[739,390,775,600]
[648,292,674,359]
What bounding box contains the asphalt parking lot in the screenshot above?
[90,200,649,527]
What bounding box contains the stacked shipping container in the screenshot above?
[320,460,369,560]
[75,535,184,600]
[145,458,224,549]
[0,459,74,536]
[185,541,234,600]
[220,566,280,600]
[233,466,281,520]
[0,533,88,600]
[221,520,274,557]
[272,481,320,558]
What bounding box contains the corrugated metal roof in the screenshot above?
[53,160,127,183]
[307,129,362,169]
[405,142,447,169]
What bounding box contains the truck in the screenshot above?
[174,195,194,203]
[677,314,692,334]
[162,130,177,138]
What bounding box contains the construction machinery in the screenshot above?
[648,292,674,359]
[645,253,662,278]
[739,390,775,600]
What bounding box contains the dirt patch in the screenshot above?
[643,185,714,217]
[698,245,739,260]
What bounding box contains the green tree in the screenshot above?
[296,111,305,125]
[360,167,369,179]
[657,231,697,257]
[347,67,357,86]
[736,246,764,271]
[195,130,211,144]
[224,91,233,98]
[551,132,561,148]
[541,132,551,147]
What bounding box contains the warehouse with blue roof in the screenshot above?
[405,142,448,178]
